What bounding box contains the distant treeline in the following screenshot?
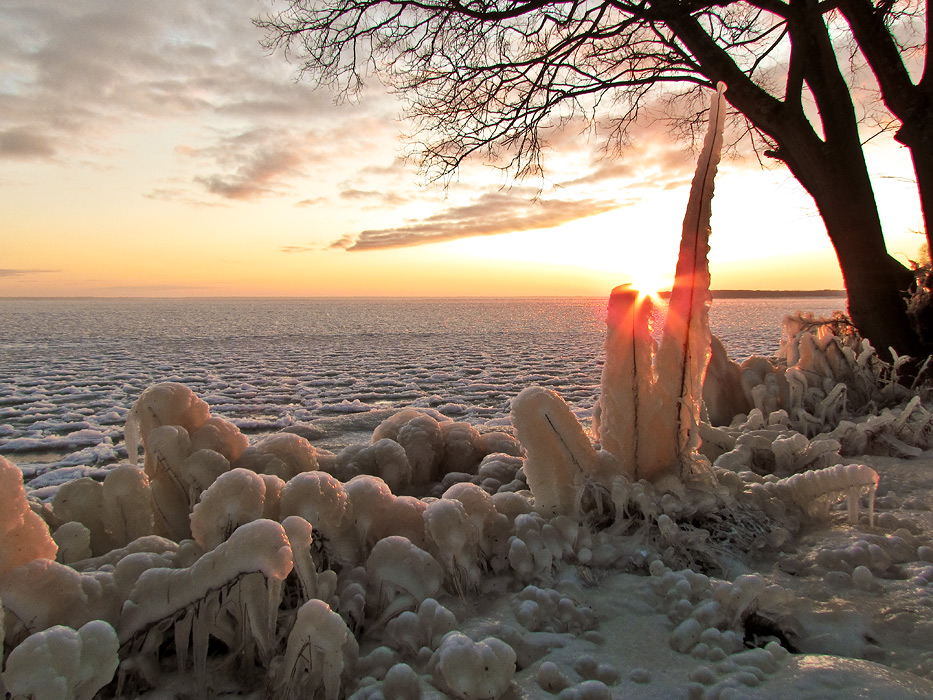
[659,289,847,299]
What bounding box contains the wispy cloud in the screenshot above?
[331,192,623,251]
[281,244,322,254]
[0,268,59,277]
[92,284,215,294]
[0,0,391,196]
[339,188,411,207]
[296,197,328,207]
[0,128,56,160]
[193,136,308,200]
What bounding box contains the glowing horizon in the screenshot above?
[0,1,925,301]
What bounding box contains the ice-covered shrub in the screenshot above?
[123,383,252,541]
[189,415,249,464]
[510,386,599,518]
[101,465,153,548]
[753,463,879,526]
[334,439,412,493]
[650,562,791,658]
[384,598,457,658]
[439,421,485,475]
[0,559,121,649]
[189,468,267,551]
[282,515,338,605]
[124,382,211,465]
[52,522,92,565]
[345,475,427,552]
[431,633,516,700]
[52,478,115,557]
[1,620,119,700]
[365,536,443,624]
[272,599,358,700]
[710,371,933,477]
[279,470,360,568]
[442,483,511,563]
[593,85,726,483]
[0,455,57,579]
[512,585,597,634]
[703,335,752,426]
[236,432,319,480]
[118,519,293,691]
[734,314,932,451]
[423,498,481,595]
[372,409,445,486]
[143,425,196,541]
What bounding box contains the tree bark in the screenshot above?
[779,134,923,360]
[896,120,933,254]
[817,197,921,360]
[837,0,933,253]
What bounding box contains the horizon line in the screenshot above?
[0,289,849,301]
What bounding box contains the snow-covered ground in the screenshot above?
[7,296,931,700]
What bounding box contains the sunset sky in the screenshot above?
[1,0,926,298]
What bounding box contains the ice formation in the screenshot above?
[701,313,933,481]
[4,363,933,699]
[0,455,57,578]
[273,599,357,700]
[432,633,516,700]
[754,463,879,526]
[1,620,118,700]
[594,83,726,482]
[510,386,600,517]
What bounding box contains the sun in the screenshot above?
[628,268,671,303]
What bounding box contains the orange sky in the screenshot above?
[0,1,925,298]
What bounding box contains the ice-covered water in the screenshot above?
[0,296,845,484]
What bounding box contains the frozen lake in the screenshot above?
[0,296,846,483]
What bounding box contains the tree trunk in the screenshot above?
[649,3,927,359]
[823,204,921,360]
[836,0,933,253]
[781,140,924,360]
[896,121,933,255]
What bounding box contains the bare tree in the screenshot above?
[257,0,931,360]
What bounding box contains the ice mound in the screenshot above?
[0,454,57,578]
[704,314,933,478]
[5,366,926,699]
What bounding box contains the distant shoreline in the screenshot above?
[662,289,847,299]
[0,290,849,301]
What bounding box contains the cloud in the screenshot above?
[562,162,637,186]
[339,188,411,207]
[176,126,348,201]
[280,244,321,254]
[90,284,215,295]
[165,112,406,203]
[332,191,623,251]
[194,140,307,200]
[0,269,59,277]
[0,0,383,174]
[0,128,56,160]
[296,197,328,207]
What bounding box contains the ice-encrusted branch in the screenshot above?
[754,463,879,525]
[596,84,727,483]
[650,82,727,478]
